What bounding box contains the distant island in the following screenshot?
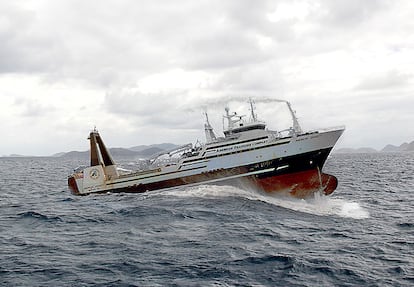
[335,140,414,153]
[54,143,180,160]
[1,143,179,159]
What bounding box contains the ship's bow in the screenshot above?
[254,127,344,198]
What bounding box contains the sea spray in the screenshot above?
[165,184,370,219]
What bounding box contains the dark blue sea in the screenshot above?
[1,153,413,286]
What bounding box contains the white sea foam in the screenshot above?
[163,185,370,219]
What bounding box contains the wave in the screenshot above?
[17,211,63,222]
[163,185,370,219]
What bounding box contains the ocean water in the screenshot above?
[0,153,413,286]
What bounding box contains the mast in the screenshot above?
[248,98,258,122]
[285,101,302,134]
[204,112,217,143]
[271,99,303,134]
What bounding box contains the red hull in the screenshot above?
[68,176,80,195]
[253,169,338,198]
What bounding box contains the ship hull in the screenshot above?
[252,169,337,197]
[68,146,337,198]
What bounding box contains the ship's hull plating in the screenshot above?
[68,146,337,198]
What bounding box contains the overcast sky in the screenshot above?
[1,0,413,155]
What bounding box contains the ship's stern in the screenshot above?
[68,172,83,195]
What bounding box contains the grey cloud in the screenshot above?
[13,97,54,117]
[0,0,294,85]
[318,0,390,28]
[2,0,406,100]
[0,1,177,85]
[105,89,185,116]
[207,63,284,93]
[104,88,202,129]
[354,70,411,91]
[255,0,393,57]
[0,3,63,73]
[183,32,269,70]
[0,0,394,78]
[180,1,299,70]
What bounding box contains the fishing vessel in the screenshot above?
[68,99,344,198]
